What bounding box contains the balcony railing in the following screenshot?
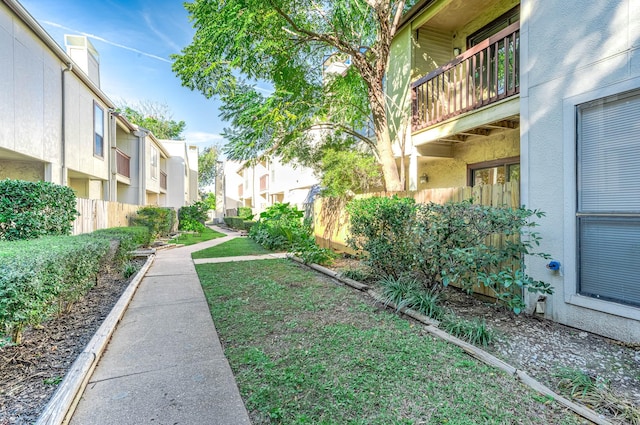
[412,22,520,131]
[115,148,130,178]
[160,171,167,190]
[259,174,268,192]
[238,183,244,198]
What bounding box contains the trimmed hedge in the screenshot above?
[223,216,255,231]
[0,226,150,344]
[237,207,254,220]
[0,179,78,241]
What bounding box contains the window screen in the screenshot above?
[577,90,640,306]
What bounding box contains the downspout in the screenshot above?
[107,110,117,201]
[61,62,72,185]
[135,129,147,205]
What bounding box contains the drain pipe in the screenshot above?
[61,62,73,185]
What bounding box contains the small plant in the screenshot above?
[553,367,640,424]
[43,376,63,386]
[377,275,420,311]
[123,261,140,279]
[132,207,176,239]
[340,267,371,282]
[409,289,443,320]
[441,316,494,346]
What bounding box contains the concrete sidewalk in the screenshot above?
[70,227,251,424]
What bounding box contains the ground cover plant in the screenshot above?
[195,259,582,424]
[191,237,271,259]
[169,227,225,246]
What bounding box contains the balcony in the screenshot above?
[160,171,167,190]
[259,174,268,193]
[238,183,244,198]
[412,22,520,132]
[115,148,130,178]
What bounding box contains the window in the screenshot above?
[150,146,158,180]
[467,6,520,48]
[576,90,640,307]
[467,157,519,186]
[94,102,104,158]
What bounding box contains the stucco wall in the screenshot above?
[413,129,519,189]
[0,160,44,181]
[521,0,640,342]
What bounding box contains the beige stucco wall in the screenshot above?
[521,0,640,342]
[0,160,44,181]
[413,129,519,190]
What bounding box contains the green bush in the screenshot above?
[223,216,244,230]
[178,201,208,231]
[131,206,175,239]
[346,196,418,279]
[237,207,254,220]
[347,197,553,313]
[0,179,78,241]
[91,226,152,264]
[0,227,150,344]
[249,203,334,265]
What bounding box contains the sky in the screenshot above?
[19,0,228,150]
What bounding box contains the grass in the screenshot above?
[191,237,272,259]
[168,226,225,246]
[196,259,583,425]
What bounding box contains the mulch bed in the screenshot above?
[0,257,147,425]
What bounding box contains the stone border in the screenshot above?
[36,254,156,425]
[288,255,612,425]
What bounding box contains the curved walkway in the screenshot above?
[70,226,252,425]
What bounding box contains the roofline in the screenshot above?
[2,0,115,108]
[398,0,438,32]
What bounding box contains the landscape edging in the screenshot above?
[35,254,156,425]
[287,255,611,425]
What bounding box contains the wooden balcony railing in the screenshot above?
[115,148,130,178]
[412,22,520,131]
[160,171,167,190]
[259,174,268,192]
[238,183,244,198]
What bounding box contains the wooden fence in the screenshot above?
[72,198,141,235]
[313,181,521,298]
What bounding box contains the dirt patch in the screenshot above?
[330,257,640,423]
[0,257,147,425]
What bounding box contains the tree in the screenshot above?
[172,0,413,191]
[117,100,186,140]
[198,145,220,188]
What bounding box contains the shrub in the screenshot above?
[178,201,208,231]
[131,206,175,239]
[0,179,78,241]
[347,197,553,313]
[249,203,334,265]
[0,227,150,344]
[91,226,152,265]
[346,196,418,279]
[237,207,254,220]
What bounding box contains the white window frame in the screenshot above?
[562,75,640,321]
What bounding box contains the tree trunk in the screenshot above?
[370,86,403,191]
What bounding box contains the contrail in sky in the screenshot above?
[42,20,172,63]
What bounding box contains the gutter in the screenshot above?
[61,62,72,185]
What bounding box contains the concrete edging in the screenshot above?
[36,254,156,425]
[287,255,612,425]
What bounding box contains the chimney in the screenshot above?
[64,35,100,87]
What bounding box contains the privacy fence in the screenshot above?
[313,181,521,298]
[72,198,141,235]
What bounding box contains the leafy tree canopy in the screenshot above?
[198,145,220,189]
[117,100,186,140]
[172,0,416,191]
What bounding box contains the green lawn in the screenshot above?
[196,259,582,425]
[191,237,271,259]
[168,227,225,246]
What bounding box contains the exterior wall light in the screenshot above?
[419,173,428,184]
